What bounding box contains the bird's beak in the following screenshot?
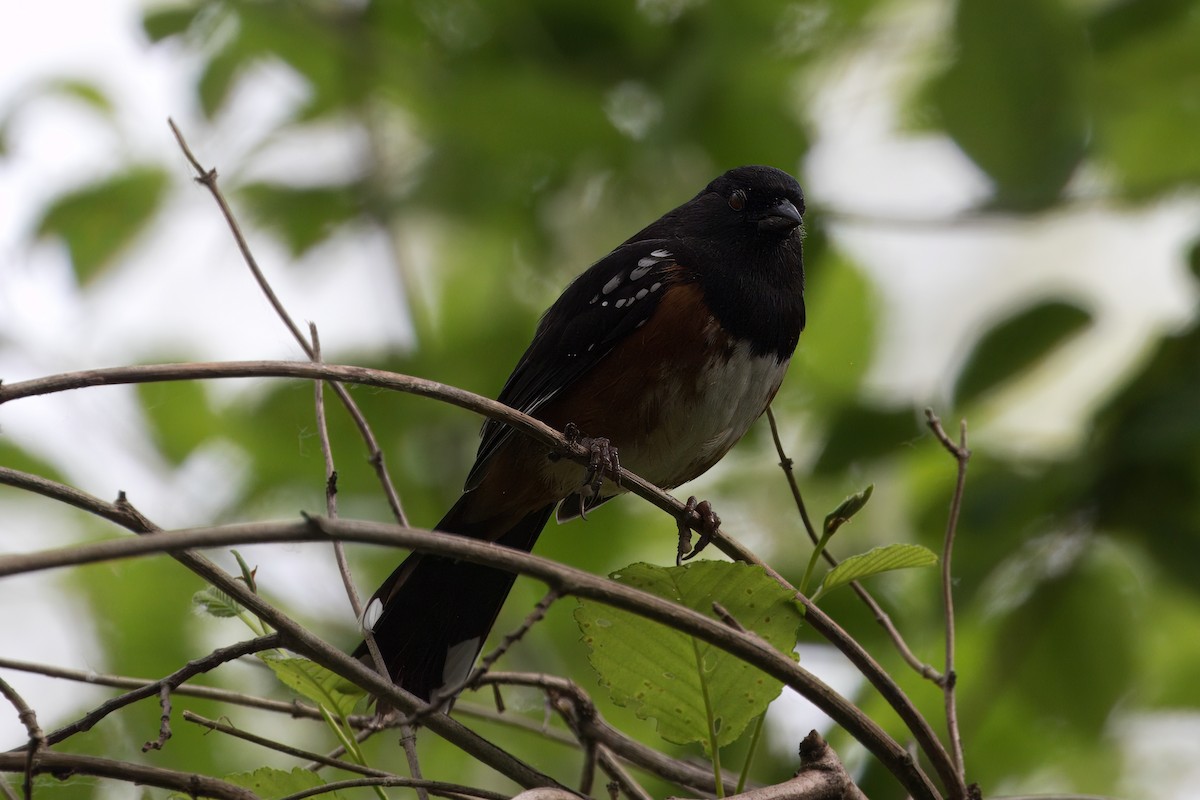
[758,198,803,233]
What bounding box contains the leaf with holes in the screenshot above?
[815,544,938,600]
[574,561,802,754]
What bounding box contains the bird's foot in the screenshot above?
[676,496,721,565]
[564,423,620,520]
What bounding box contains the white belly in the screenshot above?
[624,341,788,489]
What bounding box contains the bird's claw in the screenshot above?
[676,496,721,565]
[565,424,619,520]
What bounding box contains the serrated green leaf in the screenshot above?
[823,484,874,536]
[574,561,802,753]
[263,654,365,718]
[817,544,938,599]
[192,586,243,618]
[36,167,169,284]
[954,300,1092,406]
[227,766,331,799]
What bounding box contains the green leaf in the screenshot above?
[927,0,1087,208]
[816,544,938,599]
[142,6,201,42]
[238,183,361,257]
[39,78,114,116]
[227,767,333,800]
[814,402,920,474]
[1088,0,1200,196]
[262,654,365,718]
[36,167,169,284]
[136,379,222,464]
[823,484,874,536]
[192,586,243,619]
[574,561,802,753]
[953,300,1091,406]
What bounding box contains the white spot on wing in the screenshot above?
[602,274,622,295]
[361,598,383,633]
[439,637,481,696]
[635,288,649,300]
[630,264,653,281]
[650,282,662,292]
[615,298,627,308]
[637,256,657,268]
[651,248,671,258]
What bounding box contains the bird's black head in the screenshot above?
[665,165,807,360]
[700,165,805,241]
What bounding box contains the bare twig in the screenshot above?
[479,672,742,797]
[33,633,280,748]
[925,409,971,779]
[142,684,173,752]
[0,513,935,799]
[0,751,257,800]
[1,369,950,796]
[0,467,560,792]
[276,776,509,800]
[168,119,410,528]
[712,601,748,633]
[0,655,374,725]
[183,710,398,777]
[766,407,943,683]
[308,324,430,798]
[0,676,44,800]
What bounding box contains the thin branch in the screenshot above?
[33,634,281,748]
[0,515,936,800]
[0,655,372,725]
[276,776,509,800]
[168,118,410,528]
[0,360,948,795]
[0,676,43,800]
[766,407,943,683]
[0,467,560,792]
[479,672,743,797]
[594,746,654,800]
[142,684,173,752]
[182,710,397,778]
[925,409,971,779]
[0,751,257,800]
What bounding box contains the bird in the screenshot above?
[357,164,807,703]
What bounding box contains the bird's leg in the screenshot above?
[677,496,721,565]
[564,423,620,520]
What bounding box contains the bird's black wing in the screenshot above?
[464,238,686,490]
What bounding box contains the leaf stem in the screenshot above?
[735,713,766,794]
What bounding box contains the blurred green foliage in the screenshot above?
[5,0,1200,798]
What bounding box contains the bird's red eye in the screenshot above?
[729,190,747,211]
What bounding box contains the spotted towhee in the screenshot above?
[358,165,806,702]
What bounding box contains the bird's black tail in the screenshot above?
[354,496,554,702]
